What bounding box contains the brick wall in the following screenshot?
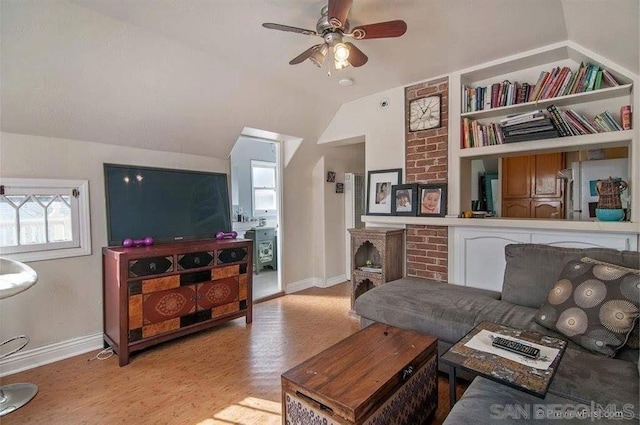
[405,77,449,282]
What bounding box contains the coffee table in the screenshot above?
[281,323,438,424]
[440,321,567,408]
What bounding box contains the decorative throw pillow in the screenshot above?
[581,257,640,349]
[534,259,639,356]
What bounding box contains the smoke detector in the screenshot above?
[338,78,354,86]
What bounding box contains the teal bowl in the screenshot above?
[595,208,625,222]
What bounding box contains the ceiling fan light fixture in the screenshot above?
[309,44,329,67]
[335,58,350,70]
[333,42,350,62]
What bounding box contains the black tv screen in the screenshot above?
[104,164,231,246]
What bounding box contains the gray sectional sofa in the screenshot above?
[354,244,639,424]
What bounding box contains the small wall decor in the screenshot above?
[418,183,447,217]
[366,169,402,216]
[391,183,419,216]
[336,182,344,193]
[326,171,336,182]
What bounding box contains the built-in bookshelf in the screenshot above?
[448,41,638,226]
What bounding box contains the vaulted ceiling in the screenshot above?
[1,0,638,159]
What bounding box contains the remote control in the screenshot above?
[492,337,540,359]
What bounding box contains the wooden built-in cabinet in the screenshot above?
[502,153,565,219]
[103,238,253,366]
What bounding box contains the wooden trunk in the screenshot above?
[281,323,438,425]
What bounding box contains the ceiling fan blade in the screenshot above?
[351,20,407,40]
[262,23,317,36]
[345,42,368,67]
[289,44,322,65]
[328,0,353,28]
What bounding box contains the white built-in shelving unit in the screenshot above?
[448,41,639,230]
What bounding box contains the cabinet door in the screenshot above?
[502,200,530,218]
[139,286,197,339]
[532,200,563,219]
[197,277,239,310]
[502,156,531,199]
[532,153,564,198]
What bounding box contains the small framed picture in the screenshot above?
[418,183,447,217]
[366,169,403,215]
[391,184,418,216]
[327,171,336,182]
[335,183,344,193]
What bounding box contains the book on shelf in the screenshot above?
[601,69,620,87]
[499,110,545,126]
[546,105,573,137]
[501,117,553,131]
[593,70,603,90]
[503,129,559,143]
[621,105,632,130]
[503,124,556,136]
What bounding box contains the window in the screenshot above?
[0,178,91,262]
[251,160,277,217]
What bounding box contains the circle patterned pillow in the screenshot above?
[534,259,639,356]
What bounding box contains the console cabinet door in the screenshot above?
[197,277,239,310]
[140,285,196,339]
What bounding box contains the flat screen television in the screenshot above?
[104,163,231,246]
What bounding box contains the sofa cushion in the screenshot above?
[444,375,639,425]
[501,244,640,309]
[549,347,639,419]
[354,277,500,344]
[534,260,639,356]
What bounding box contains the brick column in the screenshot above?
[404,77,449,282]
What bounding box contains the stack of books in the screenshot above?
[499,111,559,143]
[546,104,624,136]
[460,63,621,113]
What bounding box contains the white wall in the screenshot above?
[323,144,366,283]
[318,87,406,173]
[0,132,228,359]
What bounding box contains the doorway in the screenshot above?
[230,136,282,301]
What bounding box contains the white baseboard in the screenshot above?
[0,332,103,377]
[325,274,347,287]
[285,275,347,293]
[285,277,322,294]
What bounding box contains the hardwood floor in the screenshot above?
[1,282,467,424]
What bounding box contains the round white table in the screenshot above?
[0,257,39,416]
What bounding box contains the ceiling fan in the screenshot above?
[262,0,407,70]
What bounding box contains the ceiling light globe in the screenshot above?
[334,43,350,62]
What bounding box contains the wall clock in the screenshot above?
[409,94,441,131]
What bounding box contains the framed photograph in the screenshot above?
[326,171,336,182]
[366,169,402,215]
[335,182,344,193]
[391,184,418,216]
[418,183,447,217]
